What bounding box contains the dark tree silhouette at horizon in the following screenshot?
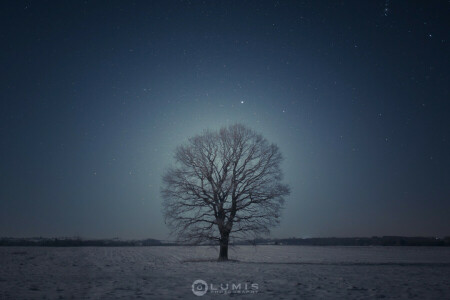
[161,124,290,261]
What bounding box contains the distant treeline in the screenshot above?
[0,237,165,247]
[1,236,449,247]
[251,236,450,246]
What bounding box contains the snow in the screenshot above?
[0,246,449,299]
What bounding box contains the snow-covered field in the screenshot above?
[0,245,449,299]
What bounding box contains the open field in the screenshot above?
[1,246,449,299]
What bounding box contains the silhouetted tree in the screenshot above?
[161,124,290,260]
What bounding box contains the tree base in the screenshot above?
[219,243,228,261]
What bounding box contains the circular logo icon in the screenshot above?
[192,279,208,296]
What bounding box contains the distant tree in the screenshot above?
[161,124,290,260]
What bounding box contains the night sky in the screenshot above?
[1,1,449,239]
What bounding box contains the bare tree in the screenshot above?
[161,124,290,261]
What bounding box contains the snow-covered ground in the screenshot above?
[0,245,449,299]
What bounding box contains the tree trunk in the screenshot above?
[218,233,229,261]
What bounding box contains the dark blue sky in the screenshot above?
[1,1,449,239]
